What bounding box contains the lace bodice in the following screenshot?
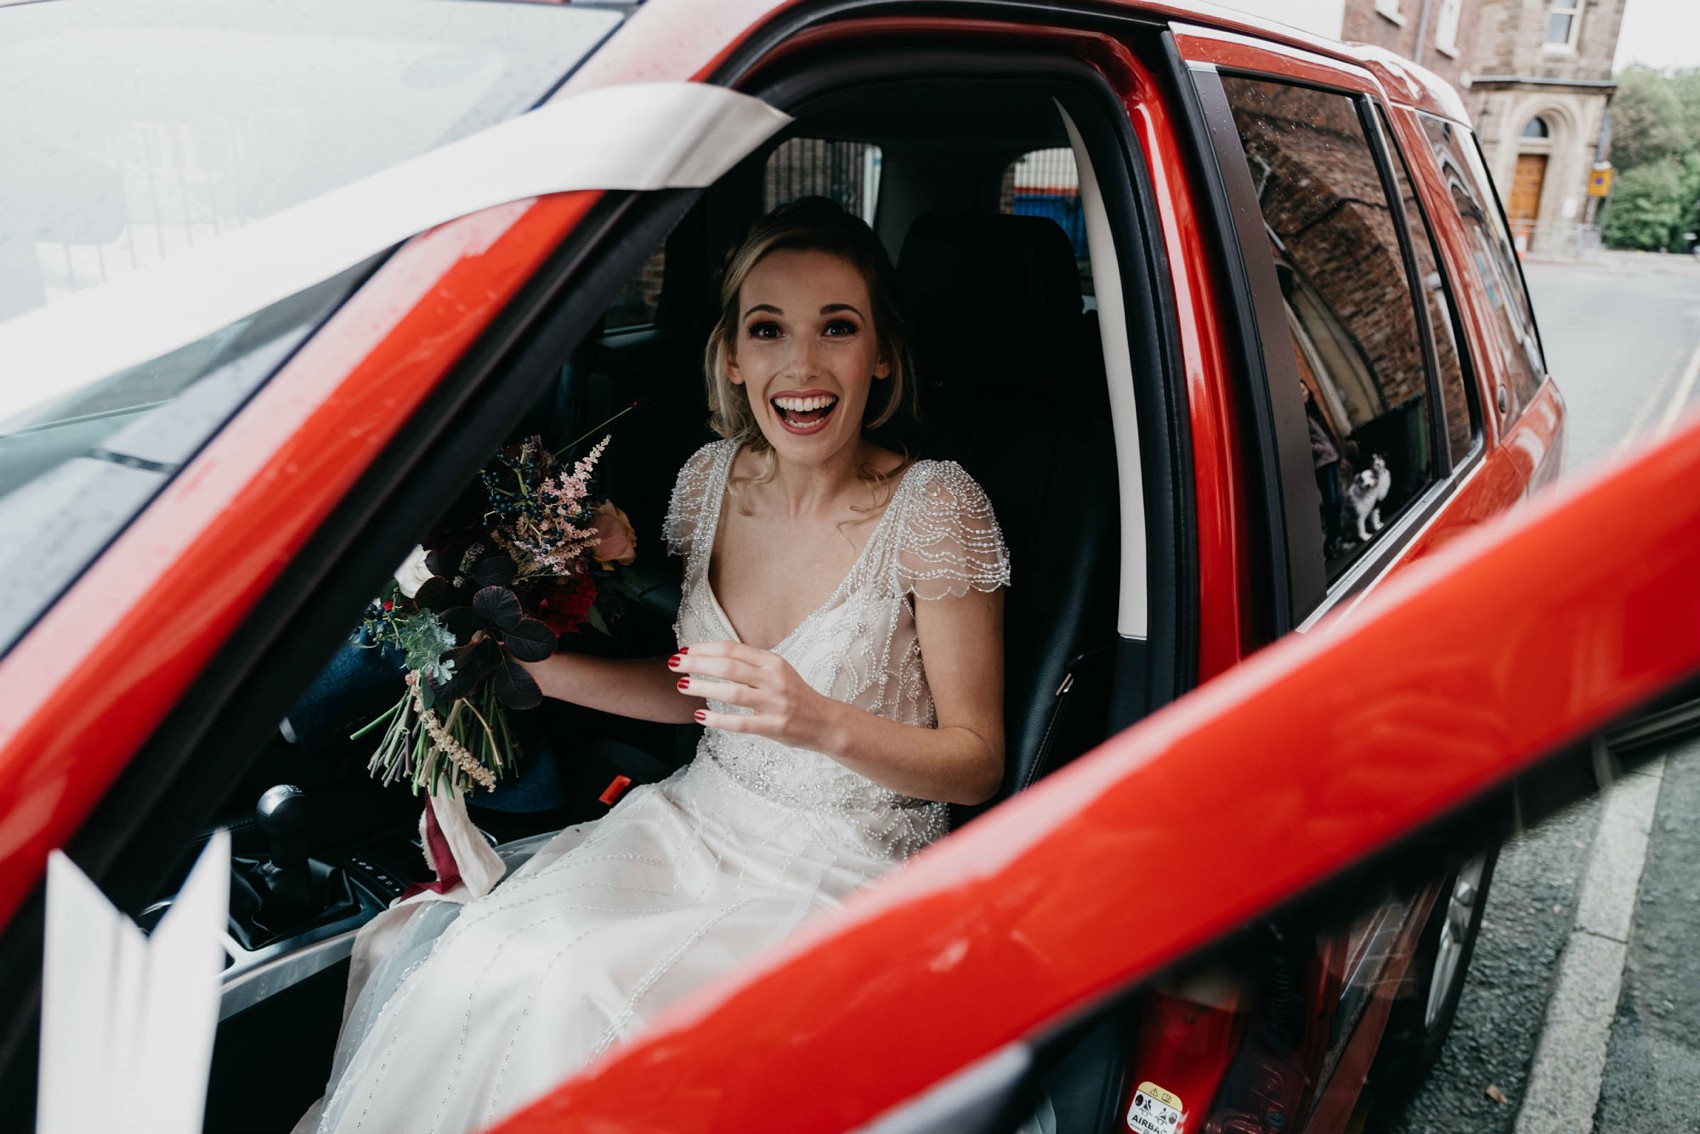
[664,441,1009,857]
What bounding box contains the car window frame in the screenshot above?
[1375,103,1487,474]
[1182,50,1475,631]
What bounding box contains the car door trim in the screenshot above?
[1179,61,1329,632]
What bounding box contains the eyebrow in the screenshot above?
[740,302,867,319]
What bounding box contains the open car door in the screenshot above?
[490,412,1700,1134]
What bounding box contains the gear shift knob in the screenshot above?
[256,784,310,872]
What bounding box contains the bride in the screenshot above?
[300,196,1010,1133]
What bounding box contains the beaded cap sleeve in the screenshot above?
[662,441,722,557]
[893,461,1011,601]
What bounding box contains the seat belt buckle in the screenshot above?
[598,774,633,806]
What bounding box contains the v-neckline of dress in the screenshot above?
[700,443,915,655]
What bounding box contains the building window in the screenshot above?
[1521,116,1551,140]
[1375,0,1405,24]
[1434,0,1463,55]
[1545,0,1582,49]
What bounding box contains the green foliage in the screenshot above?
[396,611,457,686]
[1600,158,1700,251]
[1603,68,1700,250]
[1610,67,1690,170]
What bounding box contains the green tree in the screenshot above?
[1609,66,1691,170]
[1601,159,1688,250]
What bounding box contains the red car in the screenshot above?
[6,1,1662,1131]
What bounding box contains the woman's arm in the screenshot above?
[674,587,1006,805]
[521,652,699,724]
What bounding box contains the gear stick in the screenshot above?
[257,784,311,873]
[252,784,315,927]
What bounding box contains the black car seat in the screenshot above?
[896,212,1121,822]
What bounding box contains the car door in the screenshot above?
[478,406,1700,1134]
[2,2,1190,1123]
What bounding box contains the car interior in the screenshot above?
[0,29,1599,1134]
[44,55,1183,1134]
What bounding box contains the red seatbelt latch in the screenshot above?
[598,774,633,806]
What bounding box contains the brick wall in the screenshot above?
[1229,81,1430,420]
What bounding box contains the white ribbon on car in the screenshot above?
[39,832,230,1134]
[0,82,792,429]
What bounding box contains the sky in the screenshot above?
[1613,0,1700,72]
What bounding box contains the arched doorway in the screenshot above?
[1509,115,1552,250]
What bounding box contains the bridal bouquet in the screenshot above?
[354,434,635,796]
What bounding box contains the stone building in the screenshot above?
[1217,0,1627,257]
[1341,0,1482,91]
[1467,0,1626,256]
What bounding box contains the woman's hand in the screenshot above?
[670,641,842,752]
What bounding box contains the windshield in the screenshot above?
[0,0,622,655]
[0,0,621,322]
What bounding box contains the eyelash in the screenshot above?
[744,318,859,340]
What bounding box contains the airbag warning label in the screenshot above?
[1126,1080,1183,1132]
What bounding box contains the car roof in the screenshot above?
[578,0,1473,123]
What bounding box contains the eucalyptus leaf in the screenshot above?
[473,586,523,631]
[504,618,557,662]
[492,659,542,710]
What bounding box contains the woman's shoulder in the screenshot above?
[890,458,1009,598]
[896,458,996,515]
[664,440,737,553]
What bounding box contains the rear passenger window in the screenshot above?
[1220,77,1436,576]
[1379,111,1478,466]
[1420,114,1548,415]
[1000,148,1093,302]
[764,137,882,223]
[602,244,667,331]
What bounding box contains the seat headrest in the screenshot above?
[896,213,1085,399]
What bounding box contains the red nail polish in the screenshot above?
[677,677,689,690]
[678,646,689,655]
[667,655,681,669]
[693,709,706,723]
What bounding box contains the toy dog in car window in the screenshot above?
[1343,453,1391,543]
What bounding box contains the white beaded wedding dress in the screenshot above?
[300,440,1009,1134]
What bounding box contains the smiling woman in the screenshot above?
[296,198,1008,1134]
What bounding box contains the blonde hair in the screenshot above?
[703,197,918,471]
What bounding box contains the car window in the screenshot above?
[1219,76,1438,580]
[1419,114,1549,416]
[600,138,886,332]
[999,147,1094,302]
[763,137,883,222]
[1378,110,1479,467]
[0,266,370,655]
[0,0,620,323]
[602,245,668,332]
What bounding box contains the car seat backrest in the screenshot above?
[896,212,1120,822]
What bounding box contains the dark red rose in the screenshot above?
[535,571,597,635]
